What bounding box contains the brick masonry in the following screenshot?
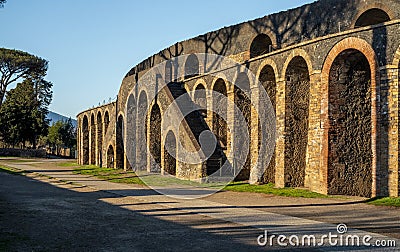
[77,0,400,197]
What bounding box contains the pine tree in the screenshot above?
[0,78,52,148]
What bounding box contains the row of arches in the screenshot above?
[247,8,391,59]
[116,41,375,197]
[79,31,396,197]
[162,7,390,90]
[81,110,110,166]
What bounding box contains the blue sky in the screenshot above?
[0,0,313,118]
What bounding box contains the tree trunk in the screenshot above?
[0,87,6,108]
[32,135,37,149]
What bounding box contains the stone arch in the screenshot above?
[149,103,162,172]
[116,114,124,169]
[212,78,228,149]
[327,49,372,197]
[165,60,173,84]
[107,144,114,168]
[257,63,277,183]
[234,72,252,180]
[82,115,89,165]
[256,59,279,83]
[321,37,378,197]
[96,111,103,167]
[212,72,234,93]
[354,8,391,28]
[194,82,207,117]
[138,91,148,170]
[284,55,310,188]
[90,113,96,165]
[104,110,110,134]
[126,94,136,169]
[164,130,177,176]
[282,49,313,79]
[185,54,199,78]
[250,34,273,58]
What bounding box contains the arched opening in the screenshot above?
[328,49,372,197]
[250,34,273,59]
[104,111,110,134]
[82,116,89,165]
[97,112,103,167]
[149,103,161,172]
[234,73,252,180]
[355,8,390,28]
[285,56,310,187]
[164,130,177,176]
[194,84,207,117]
[212,79,227,149]
[116,115,124,169]
[90,114,96,165]
[107,145,114,168]
[138,92,148,171]
[126,94,136,170]
[185,54,199,78]
[258,65,276,183]
[165,60,173,84]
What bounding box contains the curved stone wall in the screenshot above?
[77,0,400,197]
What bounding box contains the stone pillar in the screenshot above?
[226,88,235,172]
[206,89,213,128]
[101,120,105,168]
[160,127,165,176]
[89,123,93,165]
[387,65,399,197]
[274,78,285,188]
[249,85,260,184]
[304,71,324,193]
[95,121,99,167]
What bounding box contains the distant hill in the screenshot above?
[47,111,77,128]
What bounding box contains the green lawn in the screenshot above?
[1,160,398,206]
[0,165,27,175]
[223,182,329,198]
[72,165,145,185]
[366,197,400,207]
[71,164,329,198]
[58,161,80,167]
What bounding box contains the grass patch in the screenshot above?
[73,166,329,198]
[58,161,79,167]
[223,182,329,198]
[72,166,224,187]
[73,166,146,185]
[366,197,400,207]
[0,165,27,175]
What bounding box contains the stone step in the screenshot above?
[167,81,226,176]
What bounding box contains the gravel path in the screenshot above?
[0,158,398,251]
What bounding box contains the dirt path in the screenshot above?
[0,158,398,251]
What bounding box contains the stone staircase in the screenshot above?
[167,82,227,177]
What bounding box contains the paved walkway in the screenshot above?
[0,158,399,251]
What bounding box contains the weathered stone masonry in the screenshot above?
[77,0,400,197]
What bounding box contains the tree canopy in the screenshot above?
[46,119,76,155]
[0,48,48,107]
[0,78,52,148]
